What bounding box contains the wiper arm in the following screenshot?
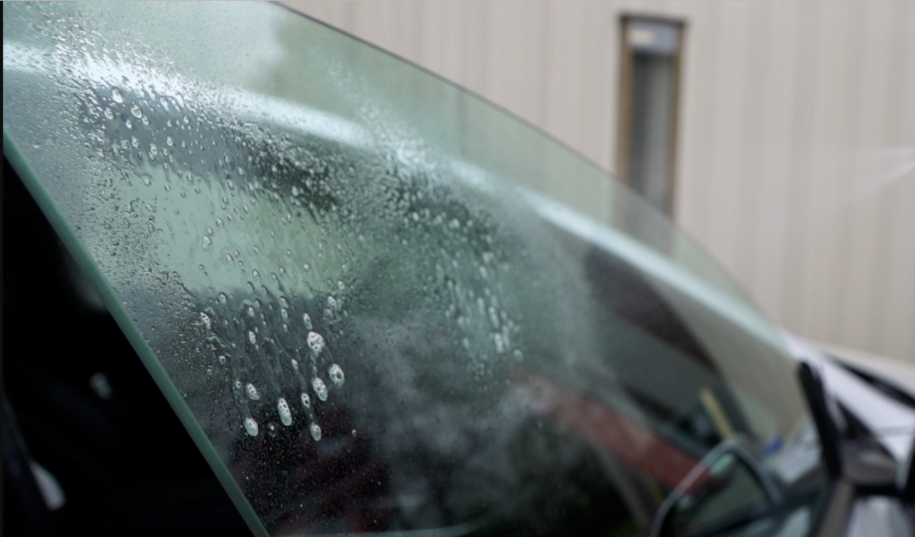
[797,362,843,479]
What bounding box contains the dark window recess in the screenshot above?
[3,159,252,537]
[617,16,684,220]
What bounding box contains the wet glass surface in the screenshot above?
[4,3,826,536]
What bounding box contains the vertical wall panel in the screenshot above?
[841,4,895,349]
[882,2,915,357]
[284,1,915,361]
[708,3,754,283]
[807,4,860,341]
[543,3,591,158]
[743,2,798,324]
[583,2,618,171]
[673,1,720,244]
[799,3,844,338]
[729,2,768,296]
[416,3,466,84]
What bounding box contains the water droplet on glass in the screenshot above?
[303,263,310,272]
[328,364,345,387]
[280,308,289,320]
[300,392,311,408]
[267,422,278,438]
[307,331,325,355]
[352,429,357,437]
[327,296,338,310]
[252,269,260,279]
[493,333,506,354]
[202,235,212,250]
[512,349,524,362]
[112,87,124,103]
[130,104,142,118]
[247,331,257,345]
[143,176,151,187]
[312,377,328,401]
[244,417,259,437]
[277,398,292,426]
[225,253,234,263]
[216,217,225,227]
[303,313,312,330]
[166,136,174,147]
[245,382,260,400]
[310,423,322,441]
[200,312,212,330]
[104,107,114,120]
[218,355,227,364]
[489,306,500,328]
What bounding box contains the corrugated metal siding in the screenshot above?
[285,1,915,361]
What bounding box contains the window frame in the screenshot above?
[616,14,686,219]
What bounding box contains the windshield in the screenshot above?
[4,2,827,536]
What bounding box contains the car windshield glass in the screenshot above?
[4,2,827,536]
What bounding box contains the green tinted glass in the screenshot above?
[4,3,824,536]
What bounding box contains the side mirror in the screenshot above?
[651,438,782,537]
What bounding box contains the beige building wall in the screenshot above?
[285,1,915,361]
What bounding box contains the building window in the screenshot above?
[617,16,684,217]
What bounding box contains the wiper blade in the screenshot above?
[798,363,843,479]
